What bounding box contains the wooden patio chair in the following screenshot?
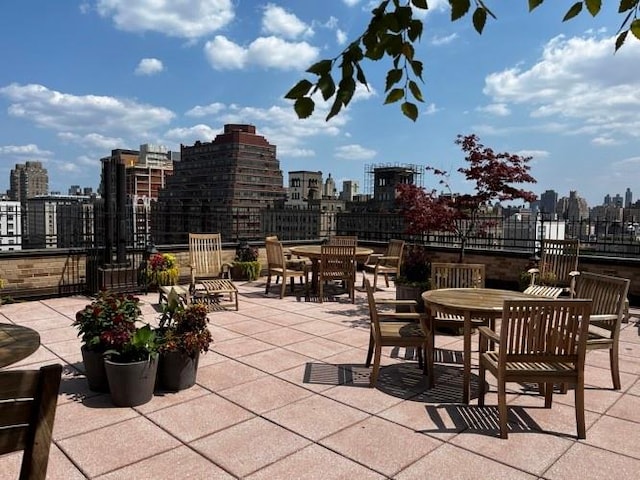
[362,239,405,290]
[478,299,592,439]
[574,272,630,390]
[0,364,62,480]
[318,244,356,303]
[364,278,430,387]
[327,235,358,246]
[189,233,237,309]
[265,238,308,299]
[525,239,580,298]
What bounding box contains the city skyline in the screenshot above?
[1,1,639,205]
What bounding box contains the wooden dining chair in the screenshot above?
[327,235,358,246]
[364,278,430,387]
[319,244,356,303]
[574,272,630,390]
[0,364,63,480]
[265,238,308,299]
[478,299,592,439]
[525,238,580,298]
[362,239,405,290]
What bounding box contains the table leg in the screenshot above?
[463,311,472,404]
[311,259,319,292]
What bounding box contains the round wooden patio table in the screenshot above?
[289,245,373,291]
[0,323,41,368]
[422,288,536,404]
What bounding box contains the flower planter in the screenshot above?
[395,284,427,313]
[81,346,109,392]
[105,356,158,407]
[158,351,200,391]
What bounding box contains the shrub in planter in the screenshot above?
[232,241,261,281]
[395,245,431,312]
[147,253,179,288]
[73,291,142,391]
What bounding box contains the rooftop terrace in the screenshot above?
[1,279,640,479]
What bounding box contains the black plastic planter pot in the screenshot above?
[158,351,199,391]
[105,356,158,407]
[81,346,109,392]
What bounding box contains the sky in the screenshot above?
[0,0,638,207]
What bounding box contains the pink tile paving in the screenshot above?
[0,281,638,478]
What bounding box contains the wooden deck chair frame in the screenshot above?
[0,364,62,480]
[362,239,405,290]
[478,299,592,439]
[525,239,580,298]
[188,233,231,292]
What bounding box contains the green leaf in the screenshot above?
[284,79,313,100]
[384,88,405,104]
[408,19,423,42]
[615,30,628,51]
[306,59,333,76]
[408,80,424,102]
[472,7,488,34]
[385,68,403,92]
[401,101,418,121]
[355,63,368,85]
[293,97,315,119]
[528,0,544,11]
[619,0,637,13]
[562,2,583,21]
[402,41,415,60]
[411,0,428,9]
[326,97,343,121]
[585,0,602,16]
[410,60,424,80]
[631,19,640,39]
[317,75,336,101]
[337,77,356,106]
[450,0,471,21]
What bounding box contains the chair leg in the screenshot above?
[575,378,586,439]
[279,275,286,299]
[265,274,272,294]
[544,382,553,408]
[289,276,295,293]
[369,344,382,387]
[610,345,621,390]
[319,279,324,303]
[498,380,509,439]
[384,273,389,288]
[365,330,374,367]
[478,361,486,406]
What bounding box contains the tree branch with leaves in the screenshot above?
[286,0,640,122]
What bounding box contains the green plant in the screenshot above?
[519,264,558,291]
[73,291,142,352]
[395,244,431,289]
[233,241,261,281]
[158,302,212,358]
[106,324,158,363]
[147,253,179,286]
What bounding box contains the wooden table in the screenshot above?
[289,245,373,291]
[421,288,536,404]
[0,323,41,368]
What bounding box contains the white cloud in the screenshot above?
[592,136,620,146]
[0,144,52,157]
[164,124,221,144]
[96,0,234,39]
[423,103,438,115]
[431,33,458,46]
[342,0,361,6]
[135,58,164,76]
[57,132,123,150]
[515,149,549,159]
[262,4,313,39]
[334,144,376,160]
[477,103,510,116]
[336,29,347,45]
[0,83,175,135]
[185,102,226,117]
[483,34,640,141]
[204,35,319,70]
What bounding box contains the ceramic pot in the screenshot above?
[104,356,158,407]
[81,345,109,392]
[158,351,199,391]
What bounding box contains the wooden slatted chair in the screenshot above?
[319,244,356,303]
[478,299,592,439]
[525,239,580,298]
[265,238,308,299]
[0,364,62,480]
[364,278,430,387]
[574,272,630,390]
[188,233,231,289]
[327,235,358,246]
[362,239,405,290]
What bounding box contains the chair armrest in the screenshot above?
[378,312,425,322]
[376,299,418,306]
[478,326,499,343]
[569,270,580,277]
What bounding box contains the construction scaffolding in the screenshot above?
[363,163,425,195]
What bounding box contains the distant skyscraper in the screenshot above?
[323,173,336,199]
[288,171,322,208]
[612,194,623,208]
[9,161,48,202]
[567,191,589,220]
[340,180,359,201]
[604,194,612,206]
[625,187,633,208]
[540,189,558,218]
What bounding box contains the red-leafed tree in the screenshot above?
[397,134,537,262]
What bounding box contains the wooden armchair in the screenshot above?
[188,233,231,290]
[525,239,580,298]
[319,244,356,303]
[362,239,405,290]
[327,235,358,246]
[364,278,430,387]
[478,299,592,439]
[574,272,630,390]
[0,364,62,480]
[265,238,308,299]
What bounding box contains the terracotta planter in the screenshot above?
[81,345,109,392]
[158,351,200,391]
[105,356,158,407]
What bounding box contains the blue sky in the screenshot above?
[0,0,638,206]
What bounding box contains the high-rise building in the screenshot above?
[323,173,336,199]
[566,191,589,220]
[156,124,286,243]
[9,161,48,202]
[339,180,359,201]
[288,171,322,208]
[539,189,558,218]
[625,187,633,208]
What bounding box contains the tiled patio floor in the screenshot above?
[1,279,640,479]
